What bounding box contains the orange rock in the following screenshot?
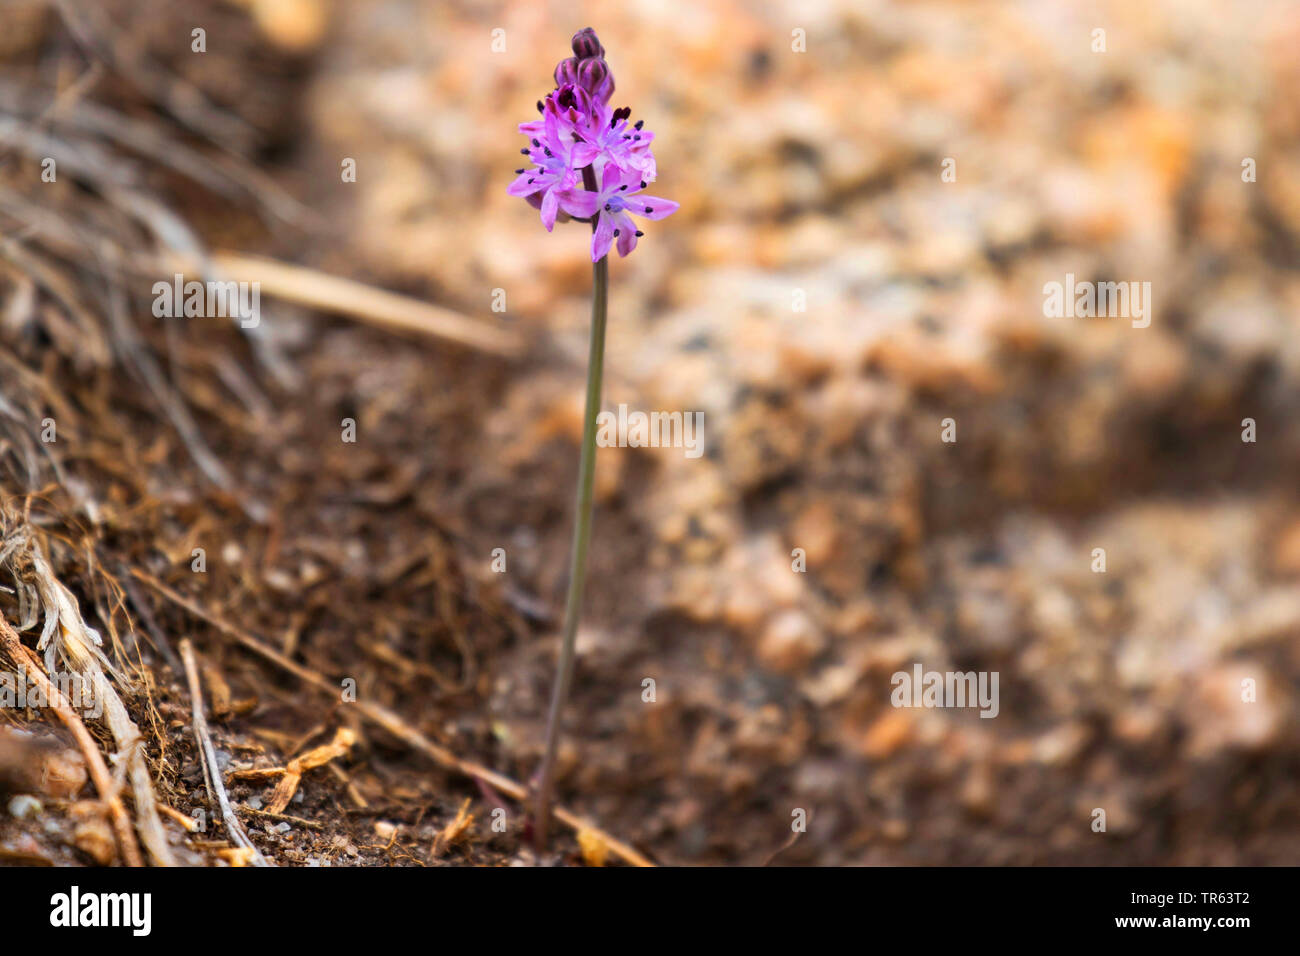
[790,501,839,566]
[1271,517,1300,576]
[756,610,824,674]
[858,710,913,759]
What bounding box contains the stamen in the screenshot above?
[635,230,644,237]
[634,119,644,130]
[644,206,653,213]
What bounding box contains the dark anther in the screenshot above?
[635,230,644,237]
[515,168,525,174]
[613,106,631,122]
[633,135,640,140]
[532,138,540,147]
[520,148,530,154]
[604,203,612,210]
[644,206,653,213]
[619,184,628,191]
[613,229,620,237]
[634,119,644,130]
[536,100,543,113]
[639,181,647,188]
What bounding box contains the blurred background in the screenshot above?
[0,0,1297,865]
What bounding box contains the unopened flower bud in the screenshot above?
[577,57,614,102]
[554,57,579,87]
[571,27,604,59]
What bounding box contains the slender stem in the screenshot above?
[535,248,608,854]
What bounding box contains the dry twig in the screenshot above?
[156,252,523,358]
[180,638,269,866]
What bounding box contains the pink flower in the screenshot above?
[576,101,658,180]
[509,29,677,259]
[507,105,590,230]
[557,163,679,260]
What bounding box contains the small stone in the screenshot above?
[1032,723,1089,767]
[70,802,116,865]
[881,818,910,842]
[756,610,824,674]
[790,501,839,566]
[8,794,41,819]
[858,710,913,759]
[1187,664,1283,756]
[1271,517,1300,576]
[960,763,996,818]
[41,749,87,800]
[248,0,329,53]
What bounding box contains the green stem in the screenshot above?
[534,250,608,853]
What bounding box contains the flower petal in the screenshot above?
[614,211,639,257]
[634,195,679,220]
[507,170,545,197]
[591,210,616,262]
[572,143,601,168]
[540,188,559,231]
[600,160,626,194]
[556,187,600,219]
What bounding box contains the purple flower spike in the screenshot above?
[528,27,677,858]
[511,29,675,257]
